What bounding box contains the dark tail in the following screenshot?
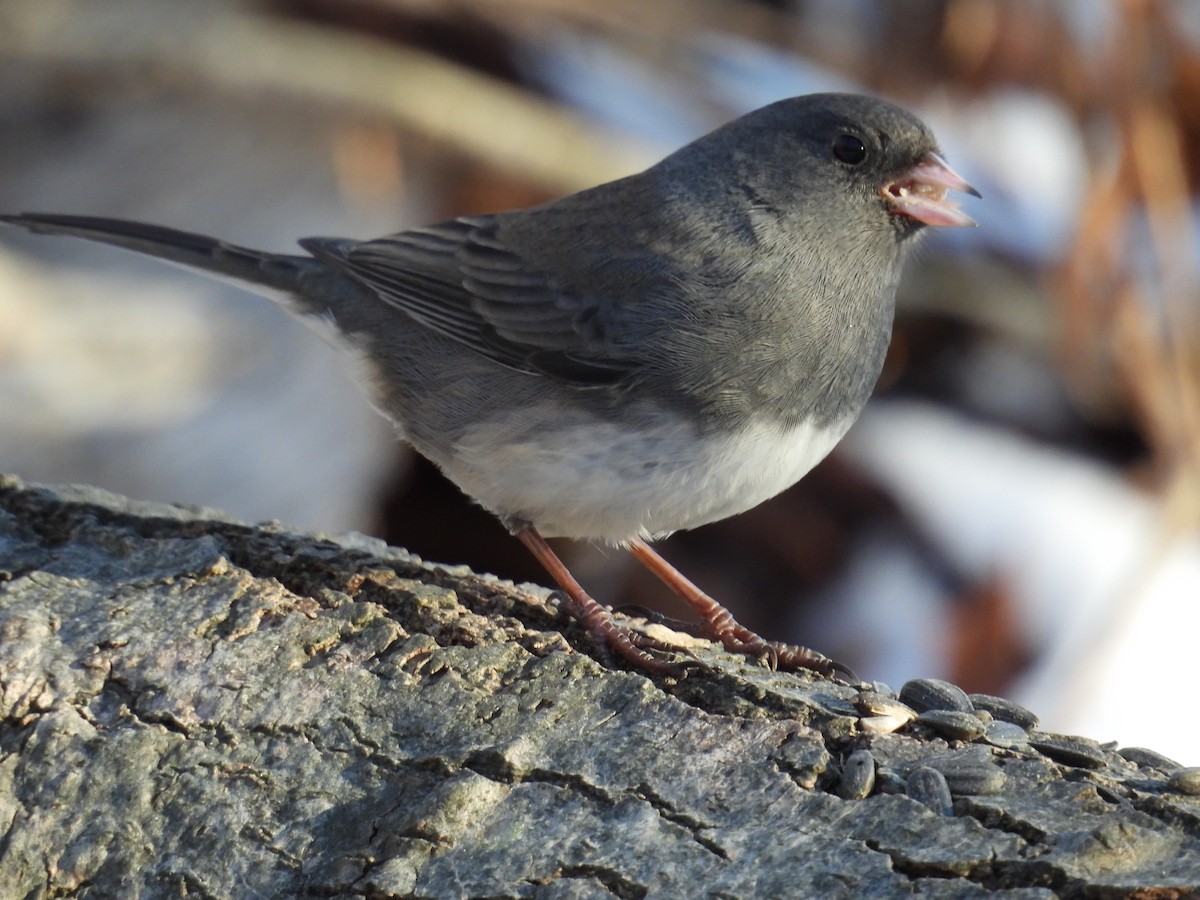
[0,213,317,297]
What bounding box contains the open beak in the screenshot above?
[881,152,980,228]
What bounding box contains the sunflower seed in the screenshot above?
[914,709,987,742]
[858,714,915,736]
[906,766,954,816]
[838,749,877,800]
[900,678,973,714]
[1028,732,1108,769]
[925,748,1006,795]
[968,693,1039,730]
[854,691,914,717]
[983,720,1031,750]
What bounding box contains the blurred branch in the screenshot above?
[1126,100,1200,522]
[0,0,660,194]
[1053,0,1200,521]
[280,0,791,48]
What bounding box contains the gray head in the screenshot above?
[590,93,979,428]
[655,92,976,244]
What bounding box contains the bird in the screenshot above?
[1,92,977,679]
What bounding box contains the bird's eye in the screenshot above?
[832,134,867,165]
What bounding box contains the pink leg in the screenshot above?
[516,527,682,675]
[626,537,853,680]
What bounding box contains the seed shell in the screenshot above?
[914,709,987,742]
[925,749,1006,795]
[838,748,877,800]
[900,678,973,714]
[906,766,954,816]
[968,693,1040,730]
[1028,732,1108,769]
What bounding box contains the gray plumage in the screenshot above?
[1,93,974,545]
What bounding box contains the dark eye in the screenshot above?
[832,134,867,165]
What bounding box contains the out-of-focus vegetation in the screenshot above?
[2,0,1198,752]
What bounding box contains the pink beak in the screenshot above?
[881,152,980,228]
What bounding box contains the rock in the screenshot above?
[1,475,1198,898]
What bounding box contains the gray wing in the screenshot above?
[299,216,638,385]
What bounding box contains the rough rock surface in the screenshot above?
[0,475,1197,899]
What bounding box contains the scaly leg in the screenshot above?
[516,527,683,676]
[626,538,856,681]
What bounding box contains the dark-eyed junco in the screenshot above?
[1,93,977,678]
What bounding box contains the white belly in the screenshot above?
[447,407,853,543]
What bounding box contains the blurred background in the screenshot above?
[1,0,1198,763]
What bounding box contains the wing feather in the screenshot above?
[302,217,641,384]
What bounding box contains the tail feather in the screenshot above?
[0,213,314,296]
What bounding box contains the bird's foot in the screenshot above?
[518,527,854,681]
[518,528,693,677]
[708,629,860,684]
[579,606,700,677]
[625,538,859,683]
